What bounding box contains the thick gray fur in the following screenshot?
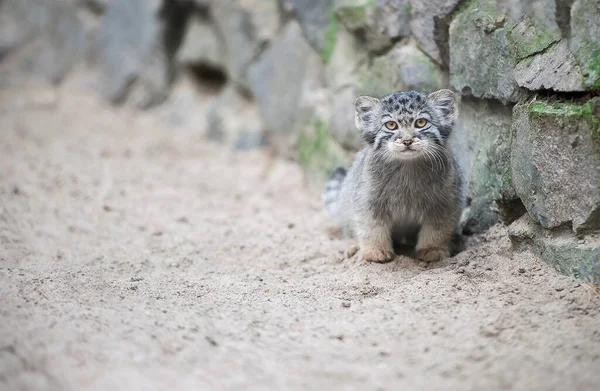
[323,89,465,263]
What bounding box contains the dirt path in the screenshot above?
[1,84,599,391]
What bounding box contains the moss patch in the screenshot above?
[334,0,375,31]
[298,118,345,183]
[508,17,559,61]
[320,10,339,64]
[502,166,511,187]
[529,100,600,144]
[582,48,600,89]
[335,6,367,30]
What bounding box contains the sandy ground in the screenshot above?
[1,83,600,391]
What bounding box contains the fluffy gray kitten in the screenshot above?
[323,89,465,263]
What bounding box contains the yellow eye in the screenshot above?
[384,121,397,130]
[415,118,428,128]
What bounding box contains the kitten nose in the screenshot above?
[402,139,413,146]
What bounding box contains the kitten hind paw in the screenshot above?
[362,247,396,263]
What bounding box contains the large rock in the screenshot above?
[449,0,519,102]
[176,14,225,69]
[514,40,585,92]
[410,0,461,65]
[368,41,445,93]
[248,21,329,157]
[87,0,170,107]
[0,0,86,87]
[373,0,412,40]
[509,214,600,283]
[507,4,586,92]
[507,9,561,62]
[569,0,600,89]
[333,0,411,53]
[0,0,40,56]
[450,0,595,96]
[511,100,600,233]
[287,0,334,54]
[325,27,369,149]
[451,97,517,234]
[212,0,279,90]
[206,85,264,147]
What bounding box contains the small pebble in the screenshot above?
[342,301,351,308]
[205,336,218,346]
[457,267,466,274]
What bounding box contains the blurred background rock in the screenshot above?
[1,0,599,282]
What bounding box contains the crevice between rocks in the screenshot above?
[555,0,575,38]
[160,0,196,86]
[525,88,600,103]
[185,63,228,93]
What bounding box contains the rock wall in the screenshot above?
[1,0,599,282]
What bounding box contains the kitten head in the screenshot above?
[354,89,457,161]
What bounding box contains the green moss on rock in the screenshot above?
[298,118,346,184]
[570,0,600,90]
[449,0,519,101]
[320,11,339,64]
[335,6,368,29]
[583,48,600,88]
[507,10,561,62]
[529,101,600,143]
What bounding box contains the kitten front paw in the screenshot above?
[415,247,449,262]
[362,247,395,263]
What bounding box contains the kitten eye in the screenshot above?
[415,118,428,128]
[384,121,398,130]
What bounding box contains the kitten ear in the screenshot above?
[428,89,458,126]
[354,96,382,141]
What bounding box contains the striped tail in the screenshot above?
[322,167,347,218]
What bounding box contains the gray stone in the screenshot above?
[374,0,412,40]
[410,0,461,64]
[509,214,600,283]
[569,0,600,89]
[212,0,280,90]
[333,0,411,53]
[514,40,585,92]
[88,0,169,106]
[176,15,225,69]
[0,0,86,87]
[511,100,600,233]
[206,85,264,145]
[248,21,328,157]
[508,10,561,61]
[324,26,367,149]
[329,86,362,150]
[155,70,218,131]
[234,131,268,151]
[451,97,516,234]
[449,0,519,102]
[370,42,445,93]
[0,0,41,56]
[288,0,334,53]
[82,0,112,13]
[325,25,369,92]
